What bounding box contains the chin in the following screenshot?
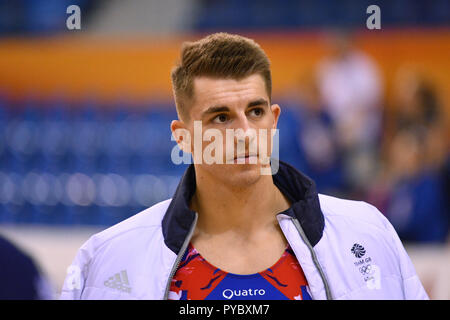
[222,163,263,187]
[197,162,266,188]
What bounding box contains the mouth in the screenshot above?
[232,153,258,164]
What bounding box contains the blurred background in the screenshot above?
[0,0,448,299]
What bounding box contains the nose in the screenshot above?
[232,112,256,145]
[232,111,250,132]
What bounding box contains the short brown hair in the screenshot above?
[171,32,272,120]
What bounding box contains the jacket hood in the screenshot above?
[162,160,325,254]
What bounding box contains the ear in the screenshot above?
[171,120,192,153]
[270,104,281,129]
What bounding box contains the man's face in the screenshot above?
[172,74,280,188]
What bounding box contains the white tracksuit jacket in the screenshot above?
[60,161,429,300]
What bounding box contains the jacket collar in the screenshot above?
[162,160,325,254]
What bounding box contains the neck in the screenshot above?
[190,168,290,236]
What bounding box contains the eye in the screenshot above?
[212,113,229,124]
[249,108,264,117]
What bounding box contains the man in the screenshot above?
[316,31,383,194]
[60,33,428,300]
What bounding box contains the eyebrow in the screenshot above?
[201,98,269,117]
[247,98,269,108]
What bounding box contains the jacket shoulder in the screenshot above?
[318,193,389,231]
[316,194,428,300]
[60,199,173,299]
[87,199,172,251]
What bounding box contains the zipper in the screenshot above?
[290,217,332,300]
[163,212,198,300]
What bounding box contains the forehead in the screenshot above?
[191,74,267,111]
